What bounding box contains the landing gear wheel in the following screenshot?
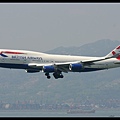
[45,73,51,79]
[60,75,64,78]
[53,72,64,79]
[47,76,51,79]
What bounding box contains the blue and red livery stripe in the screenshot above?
[1,51,25,54]
[0,51,25,57]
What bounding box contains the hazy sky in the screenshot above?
[0,3,120,52]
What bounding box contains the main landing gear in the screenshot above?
[45,72,64,79]
[53,72,64,79]
[45,73,51,79]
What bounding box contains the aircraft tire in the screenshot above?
[47,76,51,79]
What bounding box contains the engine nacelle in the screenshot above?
[25,69,40,73]
[69,63,83,72]
[43,65,56,73]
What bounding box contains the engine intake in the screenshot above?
[69,63,83,72]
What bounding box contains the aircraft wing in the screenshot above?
[28,62,73,73]
[28,55,115,73]
[81,57,108,64]
[81,53,120,64]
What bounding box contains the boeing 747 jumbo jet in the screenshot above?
[0,45,120,79]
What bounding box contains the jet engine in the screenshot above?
[42,65,56,73]
[69,63,83,72]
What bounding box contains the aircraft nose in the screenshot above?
[0,53,8,57]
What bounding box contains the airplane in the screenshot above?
[0,45,120,79]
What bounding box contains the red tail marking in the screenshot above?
[116,46,120,49]
[117,55,120,60]
[112,51,116,55]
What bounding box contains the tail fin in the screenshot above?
[105,45,120,59]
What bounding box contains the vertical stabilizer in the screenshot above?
[105,45,120,59]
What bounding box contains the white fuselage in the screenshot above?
[0,49,120,72]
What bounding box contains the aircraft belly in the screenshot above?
[0,63,28,69]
